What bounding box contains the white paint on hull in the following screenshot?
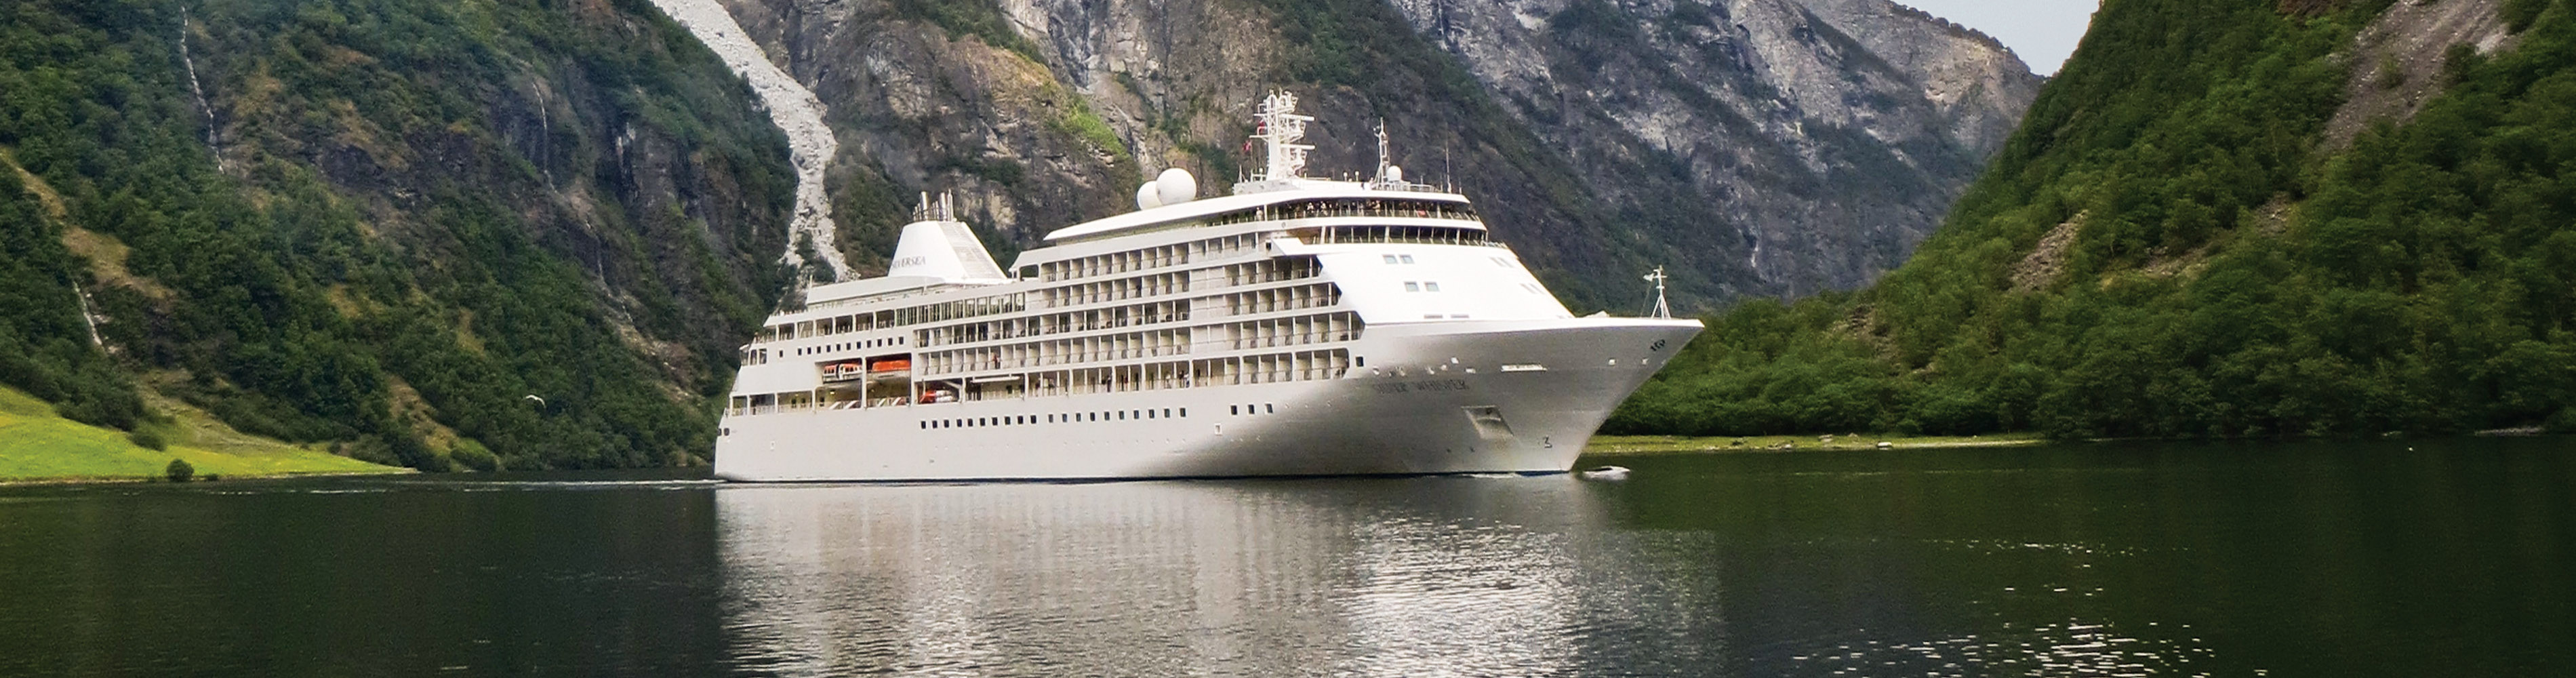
[716,318,1701,481]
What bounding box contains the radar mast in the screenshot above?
[1249,91,1314,181]
[1645,266,1672,319]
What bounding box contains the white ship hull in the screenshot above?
[716,318,1699,481]
[715,93,1704,482]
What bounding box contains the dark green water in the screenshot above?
[1,438,2569,676]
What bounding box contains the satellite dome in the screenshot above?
[1385,165,1404,183]
[1135,182,1163,211]
[1154,168,1196,206]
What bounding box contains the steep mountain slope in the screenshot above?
[713,0,2040,308]
[1,0,2038,472]
[1,0,799,470]
[1614,0,2576,438]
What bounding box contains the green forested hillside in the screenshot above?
[1613,0,2576,438]
[1,0,796,471]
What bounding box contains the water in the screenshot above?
[1,438,2569,676]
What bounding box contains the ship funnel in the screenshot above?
[888,192,1007,281]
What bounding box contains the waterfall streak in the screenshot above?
[645,0,853,282]
[178,8,225,173]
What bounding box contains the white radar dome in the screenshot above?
[1154,168,1196,206]
[1386,165,1404,183]
[1135,182,1163,211]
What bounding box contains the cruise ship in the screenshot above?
[714,92,1702,481]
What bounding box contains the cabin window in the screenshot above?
[1404,282,1420,292]
[1424,281,1441,292]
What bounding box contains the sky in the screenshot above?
[1893,0,2103,75]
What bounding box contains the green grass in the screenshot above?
[0,386,405,481]
[1586,432,2047,455]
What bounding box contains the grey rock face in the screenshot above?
[710,0,2038,308]
[1789,0,2045,154]
[1386,0,2042,298]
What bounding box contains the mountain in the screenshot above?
[1,0,2036,473]
[2,0,798,471]
[712,0,2040,308]
[1612,0,2576,438]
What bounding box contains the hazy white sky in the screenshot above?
[1895,0,2102,75]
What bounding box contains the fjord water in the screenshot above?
[1,439,2568,676]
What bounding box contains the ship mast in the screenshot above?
[1645,266,1672,319]
[1374,118,1391,180]
[1249,90,1314,181]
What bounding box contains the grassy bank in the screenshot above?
[0,386,405,482]
[1585,432,2047,455]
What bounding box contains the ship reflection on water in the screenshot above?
[712,476,1725,677]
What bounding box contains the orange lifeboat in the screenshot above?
[870,359,911,373]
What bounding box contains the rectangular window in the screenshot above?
[1382,254,1398,264]
[1404,282,1420,292]
[1425,281,1441,292]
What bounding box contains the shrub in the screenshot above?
[128,428,167,452]
[450,439,501,472]
[165,458,195,483]
[2503,0,2552,33]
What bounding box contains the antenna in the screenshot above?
[1249,90,1315,181]
[1374,118,1392,182]
[1645,266,1672,319]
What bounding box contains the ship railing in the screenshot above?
[1230,332,1354,351]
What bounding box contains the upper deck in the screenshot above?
[723,91,1584,415]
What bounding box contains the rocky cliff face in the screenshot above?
[715,0,2040,307]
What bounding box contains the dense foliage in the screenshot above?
[0,0,797,470]
[0,170,145,430]
[1613,0,2576,438]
